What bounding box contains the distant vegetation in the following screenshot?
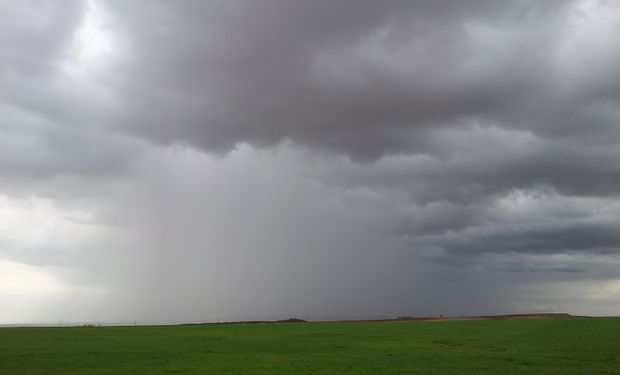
[1,317,618,374]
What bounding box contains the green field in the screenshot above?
[1,318,619,374]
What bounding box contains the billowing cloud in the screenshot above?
[98,0,620,158]
[1,0,619,323]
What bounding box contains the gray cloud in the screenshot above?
[1,0,620,323]
[100,0,609,157]
[0,0,84,77]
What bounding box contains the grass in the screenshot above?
[0,317,619,374]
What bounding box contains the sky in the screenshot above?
[1,0,619,324]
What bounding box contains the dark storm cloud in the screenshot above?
[103,0,582,159]
[5,0,619,194]
[2,0,620,322]
[419,221,620,256]
[98,0,620,200]
[310,126,620,203]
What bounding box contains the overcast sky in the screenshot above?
[1,0,620,324]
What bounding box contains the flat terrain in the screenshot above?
[1,317,619,374]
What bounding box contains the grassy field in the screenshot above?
[1,317,619,374]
